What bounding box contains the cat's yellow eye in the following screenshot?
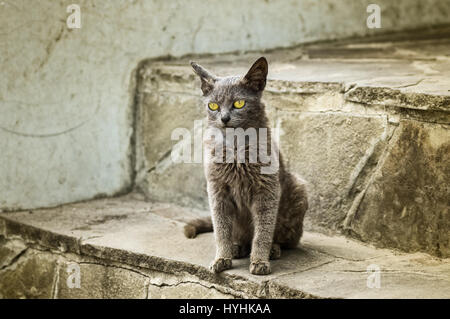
[233,100,246,109]
[208,102,219,111]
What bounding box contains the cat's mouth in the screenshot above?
[217,122,234,129]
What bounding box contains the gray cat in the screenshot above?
[184,57,308,275]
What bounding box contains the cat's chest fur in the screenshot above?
[207,162,262,209]
[204,135,279,207]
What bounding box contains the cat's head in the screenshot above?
[190,57,268,129]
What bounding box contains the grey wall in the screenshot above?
[1,0,450,210]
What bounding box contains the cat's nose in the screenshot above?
[221,114,231,124]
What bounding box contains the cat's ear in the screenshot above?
[241,57,268,92]
[190,61,217,96]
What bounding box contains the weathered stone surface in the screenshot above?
[345,87,450,112]
[278,112,388,232]
[147,280,234,299]
[1,197,449,298]
[139,92,203,168]
[144,162,208,210]
[148,282,231,299]
[57,262,148,299]
[348,121,450,257]
[145,270,241,298]
[149,283,222,298]
[300,232,390,261]
[0,237,27,269]
[275,254,450,299]
[0,250,57,299]
[136,67,208,208]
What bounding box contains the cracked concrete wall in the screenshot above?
[2,0,450,211]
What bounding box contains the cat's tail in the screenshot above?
[183,217,213,238]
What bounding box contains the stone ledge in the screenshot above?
[141,28,450,114]
[1,194,449,299]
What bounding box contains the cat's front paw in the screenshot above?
[209,258,232,273]
[249,260,271,275]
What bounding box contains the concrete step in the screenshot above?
[134,31,450,258]
[0,194,449,299]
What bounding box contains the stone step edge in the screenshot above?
[139,62,450,115]
[0,215,320,299]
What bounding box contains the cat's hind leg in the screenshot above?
[232,244,250,259]
[274,173,308,249]
[270,243,281,260]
